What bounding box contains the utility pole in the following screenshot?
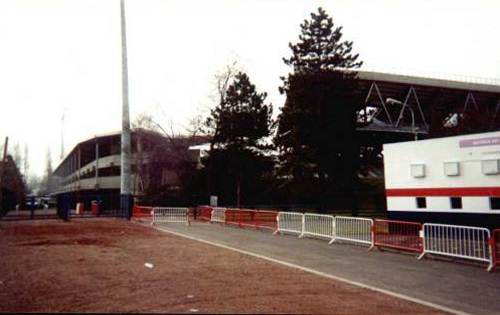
[0,137,9,214]
[120,0,132,219]
[60,108,66,160]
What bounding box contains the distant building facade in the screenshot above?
[52,129,204,212]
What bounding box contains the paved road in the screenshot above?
[154,221,500,315]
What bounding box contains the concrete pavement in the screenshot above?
[153,221,500,315]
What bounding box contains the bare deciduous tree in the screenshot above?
[205,61,241,140]
[23,143,29,178]
[132,112,207,205]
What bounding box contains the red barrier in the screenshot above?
[373,219,423,253]
[225,209,253,227]
[224,209,278,230]
[132,205,153,218]
[255,211,278,230]
[489,229,500,272]
[91,202,99,216]
[197,206,213,221]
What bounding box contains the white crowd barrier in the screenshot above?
[300,213,335,241]
[332,216,374,246]
[152,207,190,225]
[210,207,226,223]
[193,205,499,273]
[274,212,304,235]
[418,223,493,269]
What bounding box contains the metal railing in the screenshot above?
[197,205,212,221]
[210,207,226,224]
[333,216,374,246]
[132,205,153,218]
[255,211,278,230]
[489,229,500,272]
[223,209,277,230]
[300,213,335,241]
[187,204,500,273]
[225,209,252,228]
[373,219,423,253]
[152,207,190,226]
[419,223,492,270]
[274,212,304,235]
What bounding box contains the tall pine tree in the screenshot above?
[280,7,362,92]
[276,7,363,212]
[204,72,273,207]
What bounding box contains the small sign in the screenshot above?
[459,136,500,148]
[210,195,218,207]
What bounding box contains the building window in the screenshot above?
[416,197,426,209]
[450,197,462,209]
[491,197,500,210]
[99,166,121,177]
[482,159,500,175]
[444,162,460,176]
[411,164,425,178]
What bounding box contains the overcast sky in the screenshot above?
[1,0,499,177]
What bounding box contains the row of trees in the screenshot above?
[0,140,57,197]
[142,6,493,210]
[191,8,365,211]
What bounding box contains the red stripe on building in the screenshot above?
[386,187,500,197]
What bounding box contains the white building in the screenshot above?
[383,131,500,228]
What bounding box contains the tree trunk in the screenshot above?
[236,173,241,208]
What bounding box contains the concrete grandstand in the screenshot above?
[52,129,204,214]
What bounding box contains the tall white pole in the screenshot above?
[60,109,65,160]
[120,0,132,218]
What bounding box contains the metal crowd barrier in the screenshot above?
[190,204,500,273]
[489,229,500,272]
[152,207,190,226]
[274,212,304,235]
[224,209,277,230]
[197,205,213,221]
[225,209,252,228]
[419,223,492,270]
[254,211,278,230]
[373,219,423,253]
[210,207,226,224]
[132,205,153,218]
[332,216,373,246]
[300,213,335,241]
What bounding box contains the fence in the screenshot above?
[300,213,335,241]
[418,223,492,269]
[132,205,153,218]
[224,209,278,230]
[274,212,304,235]
[373,219,423,253]
[174,204,500,273]
[210,207,226,224]
[197,206,213,221]
[225,209,252,228]
[152,207,190,226]
[333,216,373,246]
[489,229,500,272]
[254,211,278,230]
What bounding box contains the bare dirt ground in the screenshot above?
[0,218,444,314]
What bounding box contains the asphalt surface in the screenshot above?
[154,221,500,315]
